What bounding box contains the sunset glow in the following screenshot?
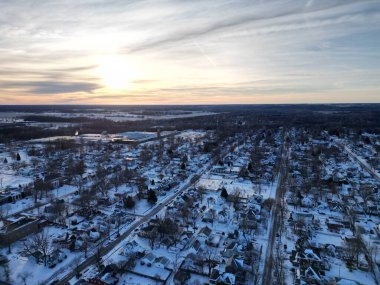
[0,0,379,104]
[97,56,137,91]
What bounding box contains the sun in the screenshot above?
[97,55,135,91]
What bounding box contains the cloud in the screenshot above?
[0,81,100,94]
[0,0,379,103]
[126,0,377,53]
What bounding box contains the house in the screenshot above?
[222,241,239,258]
[225,256,244,274]
[202,208,216,223]
[47,249,67,268]
[89,229,101,241]
[188,239,201,254]
[207,234,221,247]
[174,270,190,285]
[31,250,44,264]
[358,254,369,271]
[120,240,145,257]
[88,274,118,285]
[0,190,22,205]
[141,252,156,266]
[181,253,203,274]
[125,157,137,168]
[301,197,314,208]
[0,215,48,245]
[290,211,314,225]
[240,209,259,229]
[211,165,229,175]
[216,273,236,285]
[326,220,344,232]
[210,268,221,284]
[199,226,212,238]
[138,225,156,238]
[303,266,322,284]
[218,209,229,223]
[296,249,326,271]
[44,199,65,214]
[155,256,171,269]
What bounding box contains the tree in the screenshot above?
[92,178,108,197]
[147,228,158,249]
[3,157,8,163]
[140,147,153,165]
[110,175,122,192]
[203,246,218,275]
[158,218,179,237]
[190,210,198,231]
[239,166,248,178]
[179,205,190,227]
[115,214,123,236]
[231,188,242,210]
[198,186,206,202]
[16,152,21,161]
[121,167,133,183]
[182,155,188,164]
[33,178,53,202]
[124,196,135,209]
[220,187,228,199]
[147,189,157,204]
[247,162,253,172]
[74,175,84,194]
[136,176,147,200]
[49,199,67,226]
[76,189,95,211]
[76,159,86,178]
[30,158,39,168]
[23,230,53,266]
[344,235,364,267]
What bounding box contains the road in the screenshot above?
[336,141,380,183]
[262,138,289,285]
[336,140,380,284]
[52,159,215,285]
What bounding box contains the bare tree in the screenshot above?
[344,234,365,267]
[231,188,242,210]
[110,174,122,192]
[198,186,206,202]
[179,204,190,228]
[23,230,54,266]
[136,176,147,200]
[146,228,159,249]
[202,246,218,276]
[49,198,67,226]
[115,214,122,236]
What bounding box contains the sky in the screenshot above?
[0,0,380,105]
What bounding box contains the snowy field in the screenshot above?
[1,110,218,122]
[198,174,277,199]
